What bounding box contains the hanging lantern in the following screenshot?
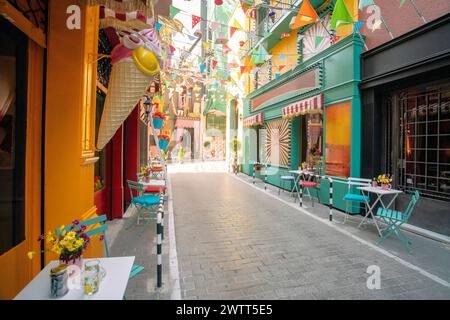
[215,0,223,5]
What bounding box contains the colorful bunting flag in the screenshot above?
[192,15,201,28]
[230,26,238,38]
[200,64,206,74]
[155,22,162,31]
[233,19,243,30]
[275,73,281,79]
[170,5,181,18]
[210,21,219,32]
[331,0,354,30]
[399,0,407,7]
[212,60,217,69]
[290,0,319,29]
[353,21,365,34]
[169,45,176,53]
[278,65,285,72]
[314,35,325,48]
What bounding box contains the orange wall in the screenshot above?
[44,1,103,262]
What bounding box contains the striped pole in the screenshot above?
[264,165,267,190]
[156,192,163,288]
[299,183,303,207]
[253,165,255,184]
[160,189,164,240]
[328,177,333,221]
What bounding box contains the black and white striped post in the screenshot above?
[160,189,164,240]
[264,164,268,190]
[299,183,303,207]
[156,191,163,288]
[328,177,333,221]
[252,165,255,184]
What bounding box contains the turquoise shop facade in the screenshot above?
[242,34,365,212]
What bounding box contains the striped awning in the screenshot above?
[244,112,264,128]
[282,94,324,119]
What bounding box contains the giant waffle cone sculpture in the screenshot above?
[96,28,161,150]
[96,59,153,150]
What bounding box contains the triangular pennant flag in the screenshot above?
[371,19,382,32]
[331,0,354,30]
[278,65,285,72]
[170,5,181,18]
[233,19,243,30]
[290,0,319,29]
[275,73,281,79]
[212,60,217,69]
[314,35,325,48]
[240,0,251,14]
[187,33,197,41]
[212,22,220,32]
[359,0,375,10]
[353,21,365,34]
[202,41,210,49]
[230,26,238,38]
[240,65,246,74]
[192,15,201,28]
[263,31,270,38]
[200,64,206,74]
[155,22,162,31]
[253,45,269,65]
[399,0,407,7]
[169,45,176,53]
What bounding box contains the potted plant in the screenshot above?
[139,166,151,182]
[152,111,165,129]
[94,176,104,192]
[158,134,170,151]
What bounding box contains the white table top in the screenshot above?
[289,169,313,175]
[139,180,166,187]
[15,256,135,300]
[358,186,403,195]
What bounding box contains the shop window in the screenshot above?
[264,119,291,167]
[0,18,27,255]
[397,84,450,201]
[300,113,323,170]
[325,101,351,177]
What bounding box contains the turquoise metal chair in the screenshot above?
[58,215,144,280]
[126,180,160,236]
[342,177,372,224]
[376,190,420,253]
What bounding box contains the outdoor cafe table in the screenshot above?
[357,186,403,237]
[288,169,314,193]
[14,256,135,300]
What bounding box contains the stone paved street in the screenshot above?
[171,172,450,300]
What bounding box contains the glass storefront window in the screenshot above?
[398,83,450,201]
[0,18,27,255]
[305,114,323,170]
[325,101,351,177]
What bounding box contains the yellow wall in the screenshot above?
[270,30,298,76]
[44,1,103,262]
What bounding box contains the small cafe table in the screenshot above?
[14,256,135,300]
[288,169,314,194]
[357,186,403,237]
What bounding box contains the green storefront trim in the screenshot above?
[242,35,365,212]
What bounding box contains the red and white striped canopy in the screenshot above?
[244,112,264,128]
[282,94,324,119]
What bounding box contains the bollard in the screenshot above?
[299,184,303,207]
[159,189,164,240]
[328,177,333,221]
[156,203,163,288]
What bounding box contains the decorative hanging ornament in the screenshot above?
[215,0,223,5]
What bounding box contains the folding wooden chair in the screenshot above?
[376,190,420,253]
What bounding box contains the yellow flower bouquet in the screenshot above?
[376,174,393,189]
[30,220,104,268]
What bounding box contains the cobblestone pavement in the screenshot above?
[171,172,450,300]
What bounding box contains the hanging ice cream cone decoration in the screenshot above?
[96,28,162,150]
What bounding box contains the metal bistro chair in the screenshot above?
[376,190,420,253]
[126,180,160,237]
[342,177,372,224]
[297,165,323,207]
[58,215,144,280]
[279,174,296,199]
